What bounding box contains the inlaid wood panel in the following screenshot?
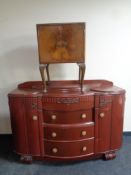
[37,23,85,63]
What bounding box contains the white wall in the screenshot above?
[0,0,131,133]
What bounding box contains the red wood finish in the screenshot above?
[8,97,29,154]
[95,95,112,153]
[110,94,125,149]
[44,123,94,141]
[44,139,94,157]
[42,95,94,111]
[43,109,93,124]
[8,80,125,163]
[24,98,41,156]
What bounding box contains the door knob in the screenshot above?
[52,132,57,138]
[32,115,38,120]
[82,146,87,152]
[51,115,56,120]
[81,113,87,119]
[52,147,58,153]
[100,112,105,118]
[81,131,87,136]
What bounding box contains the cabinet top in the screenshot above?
[8,80,125,97]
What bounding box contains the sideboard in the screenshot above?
[8,80,125,163]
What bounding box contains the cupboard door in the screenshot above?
[24,98,41,156]
[95,95,112,153]
[110,94,125,149]
[9,97,29,154]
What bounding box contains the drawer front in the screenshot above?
[44,139,94,157]
[43,109,93,124]
[44,124,94,141]
[42,96,94,111]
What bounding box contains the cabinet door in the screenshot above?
[24,97,41,156]
[95,95,112,153]
[9,97,42,156]
[110,94,125,149]
[9,97,29,154]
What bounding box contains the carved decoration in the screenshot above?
[42,96,94,104]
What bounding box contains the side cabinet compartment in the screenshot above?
[110,94,125,149]
[94,93,125,154]
[95,95,112,153]
[8,96,42,156]
[8,97,29,155]
[24,97,41,156]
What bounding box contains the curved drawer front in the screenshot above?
[44,139,94,157]
[44,123,94,141]
[42,95,94,111]
[43,109,93,124]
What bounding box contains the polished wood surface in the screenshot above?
[8,80,125,163]
[44,139,94,157]
[44,123,94,141]
[37,23,86,92]
[37,23,85,64]
[43,109,93,124]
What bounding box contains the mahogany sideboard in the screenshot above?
[8,80,125,163]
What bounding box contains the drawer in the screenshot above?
[43,109,93,124]
[42,95,94,111]
[44,138,94,157]
[44,123,94,141]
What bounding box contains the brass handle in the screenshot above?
[81,131,87,136]
[82,146,87,152]
[81,113,87,119]
[32,115,38,121]
[52,132,57,138]
[51,115,56,120]
[52,147,58,153]
[100,112,105,118]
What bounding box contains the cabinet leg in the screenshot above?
[20,155,32,164]
[104,151,116,160]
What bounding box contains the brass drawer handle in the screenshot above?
[51,115,56,120]
[81,131,87,136]
[82,146,87,152]
[52,147,58,153]
[100,112,105,118]
[81,113,87,119]
[32,115,38,121]
[52,132,57,138]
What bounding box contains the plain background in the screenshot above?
[0,0,131,133]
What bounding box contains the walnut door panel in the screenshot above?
[43,109,93,124]
[44,123,94,141]
[44,138,94,157]
[37,23,85,64]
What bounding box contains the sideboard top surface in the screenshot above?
[8,80,125,97]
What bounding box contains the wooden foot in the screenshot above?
[104,151,116,160]
[20,155,32,164]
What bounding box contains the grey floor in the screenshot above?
[0,135,131,175]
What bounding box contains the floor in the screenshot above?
[0,135,131,175]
